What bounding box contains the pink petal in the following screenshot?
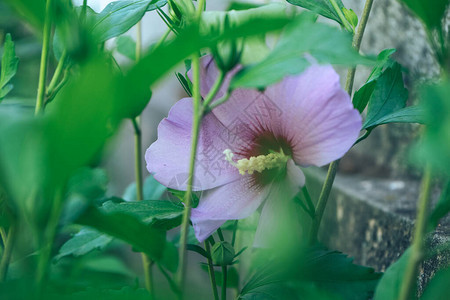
[145,98,241,191]
[190,176,272,242]
[264,65,362,166]
[207,64,361,166]
[253,160,305,247]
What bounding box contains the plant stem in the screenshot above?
[231,221,238,247]
[345,0,374,95]
[221,265,227,300]
[217,228,225,242]
[132,117,144,202]
[202,70,225,108]
[308,0,374,244]
[205,241,219,300]
[0,225,16,282]
[328,0,353,33]
[36,189,63,294]
[133,117,154,296]
[136,22,142,62]
[46,50,67,97]
[176,53,202,298]
[309,160,339,244]
[398,166,432,300]
[35,0,53,115]
[133,20,155,297]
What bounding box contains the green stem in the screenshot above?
[345,0,374,95]
[35,0,53,115]
[217,228,225,242]
[133,21,155,297]
[202,70,225,108]
[0,227,7,246]
[46,50,67,98]
[231,221,238,247]
[309,160,339,244]
[0,225,16,282]
[132,117,144,202]
[154,28,171,50]
[221,265,227,300]
[301,186,315,216]
[136,22,142,62]
[354,129,372,146]
[308,0,374,244]
[176,53,202,299]
[205,241,220,300]
[36,189,63,294]
[398,166,432,300]
[328,0,353,33]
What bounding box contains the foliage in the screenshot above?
[0,0,449,299]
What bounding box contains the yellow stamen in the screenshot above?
[223,149,289,175]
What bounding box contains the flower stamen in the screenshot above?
[223,149,289,175]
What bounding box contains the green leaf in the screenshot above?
[373,248,412,300]
[76,205,166,261]
[55,228,114,261]
[421,265,450,300]
[230,13,373,89]
[342,7,358,29]
[115,35,136,61]
[399,0,450,30]
[240,246,380,300]
[363,63,409,129]
[81,255,136,278]
[429,180,450,229]
[366,105,425,126]
[122,175,167,201]
[160,241,178,273]
[92,0,167,42]
[415,80,450,175]
[301,247,381,300]
[0,33,19,100]
[286,0,345,25]
[353,48,396,113]
[101,199,184,230]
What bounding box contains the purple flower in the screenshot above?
[145,56,361,242]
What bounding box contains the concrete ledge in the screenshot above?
[305,168,450,292]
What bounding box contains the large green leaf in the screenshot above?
[286,0,345,25]
[240,246,380,300]
[421,265,450,300]
[399,0,450,30]
[367,105,425,127]
[301,247,381,300]
[91,0,167,42]
[230,13,373,89]
[0,33,19,100]
[373,248,412,300]
[353,48,396,113]
[55,228,114,261]
[363,63,409,129]
[76,205,166,261]
[100,199,184,230]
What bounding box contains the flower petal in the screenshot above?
[253,160,305,247]
[190,176,272,242]
[264,65,362,166]
[145,98,241,191]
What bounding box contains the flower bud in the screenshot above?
[211,241,235,266]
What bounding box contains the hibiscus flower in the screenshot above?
[145,56,361,242]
